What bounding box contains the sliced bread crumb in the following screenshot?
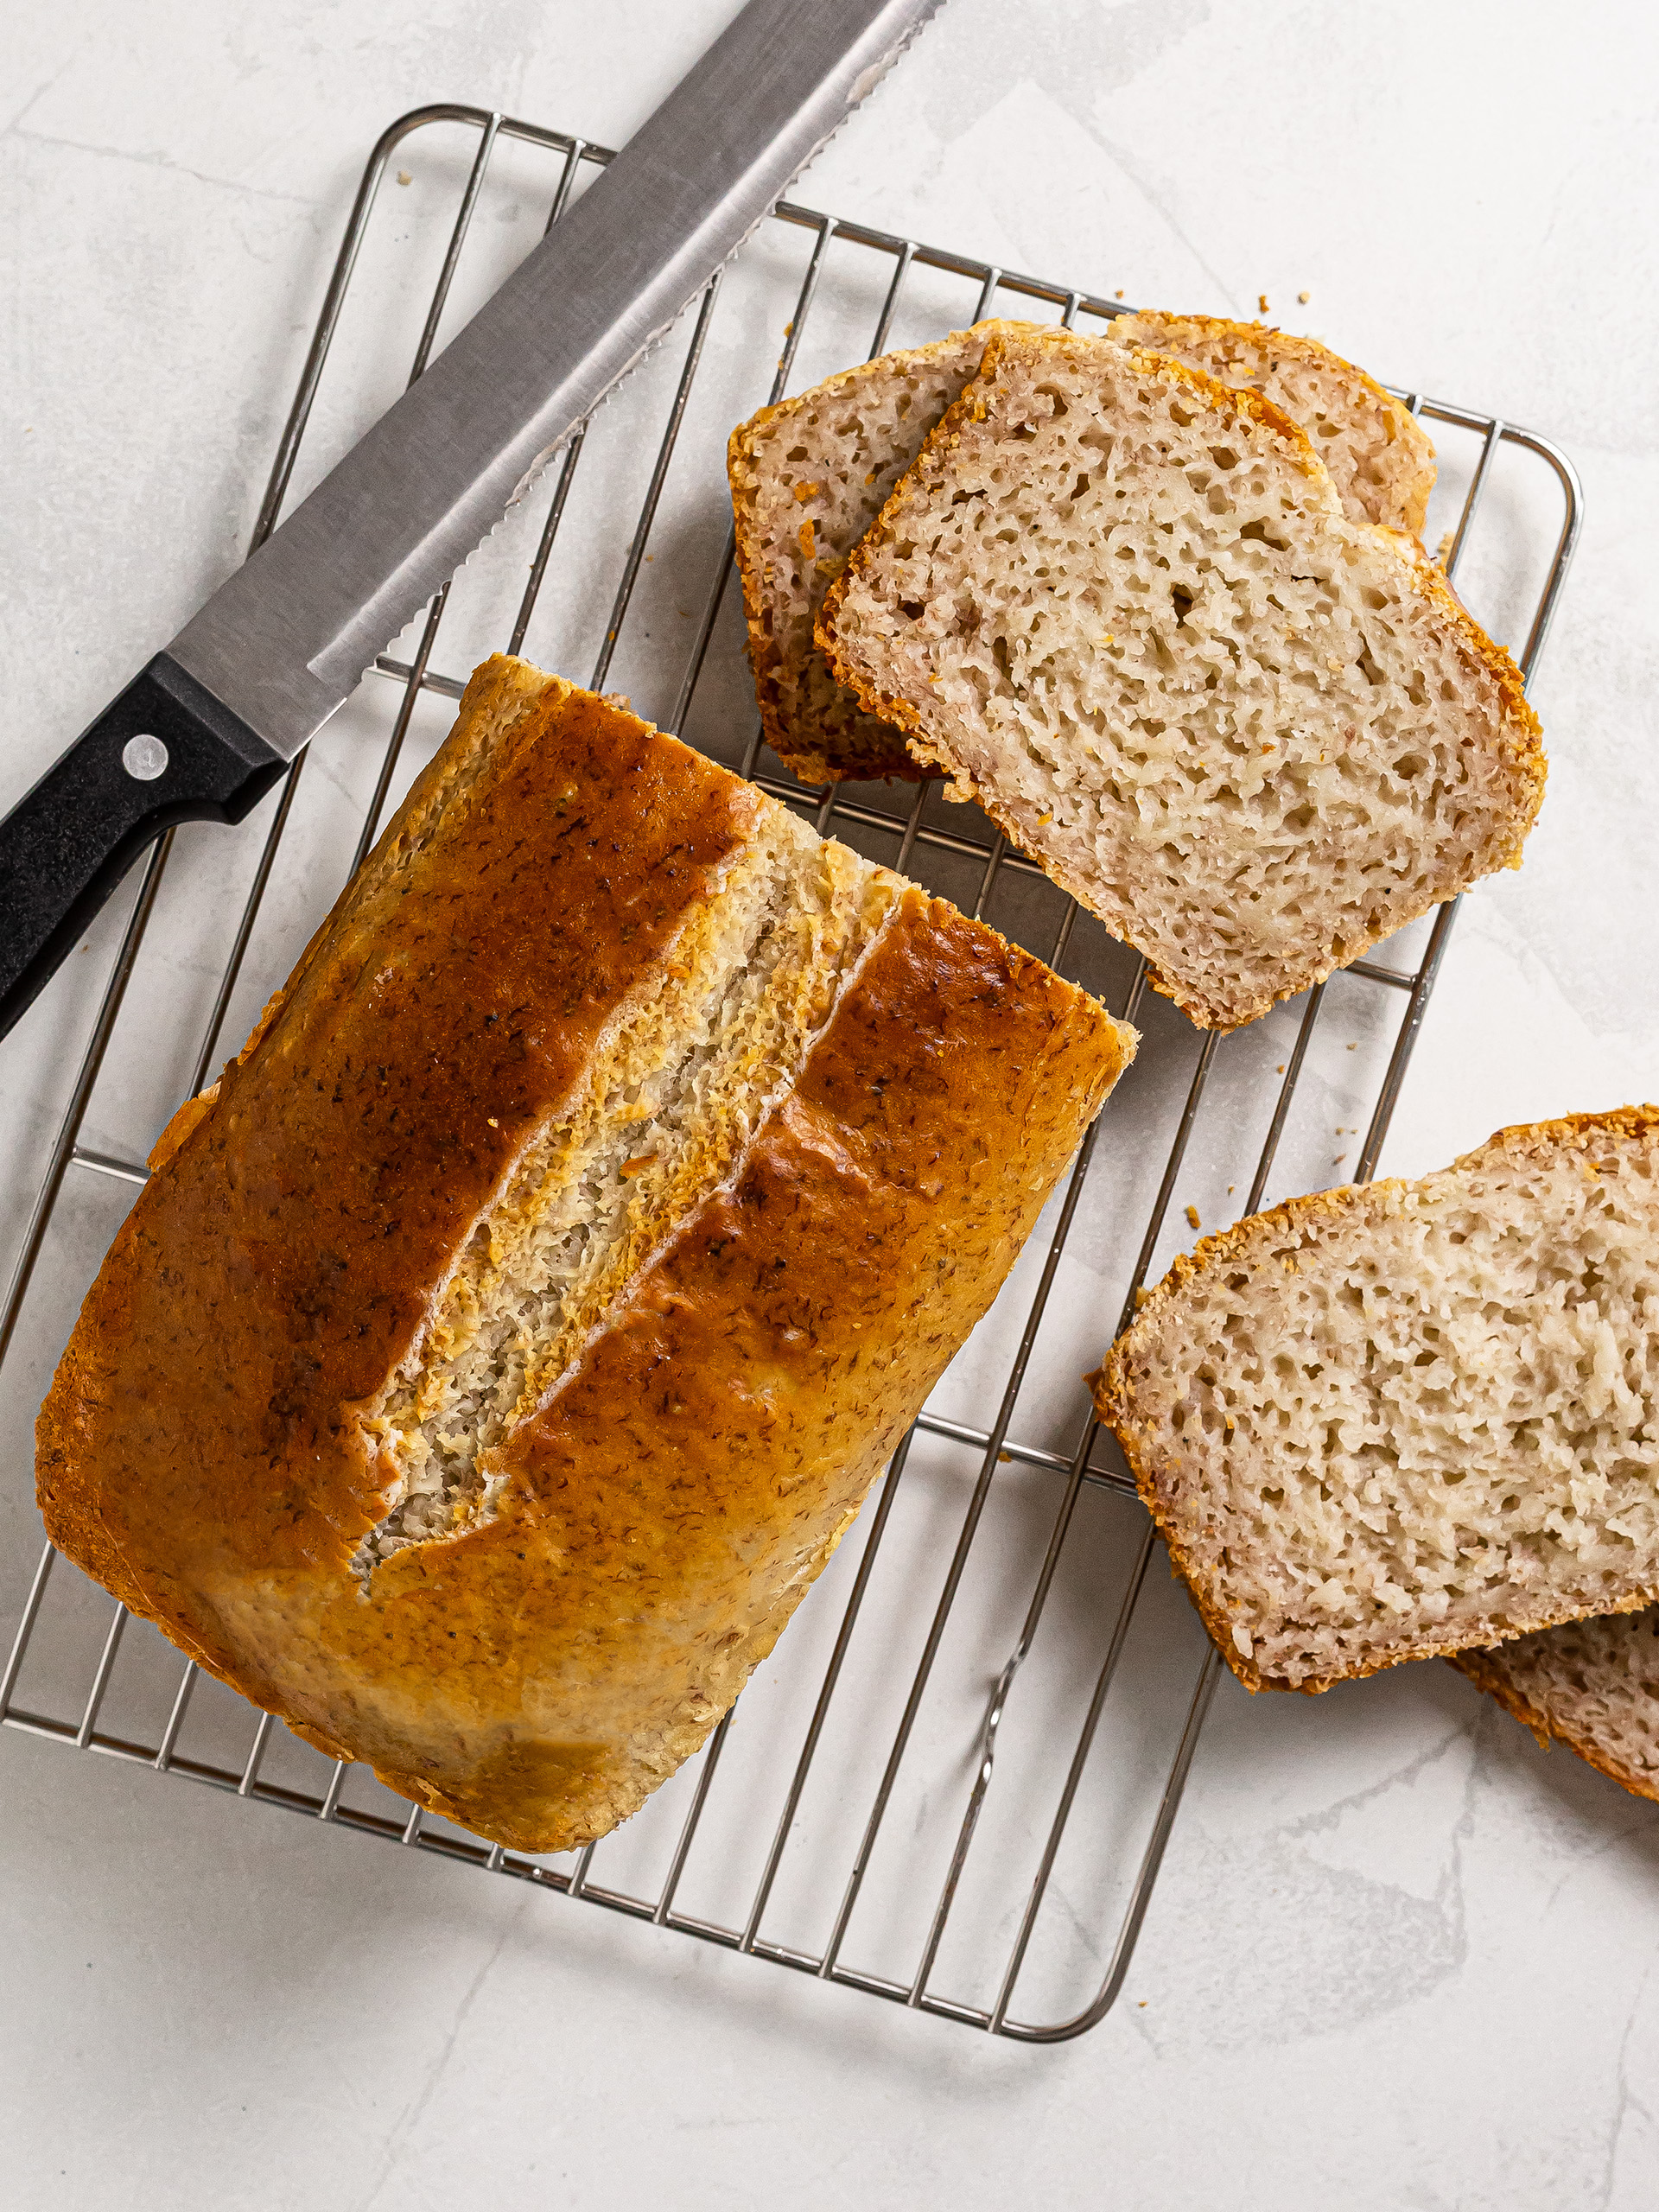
[818,328,1541,1030]
[1094,1108,1659,1692]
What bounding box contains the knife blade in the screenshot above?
[0,0,944,1043]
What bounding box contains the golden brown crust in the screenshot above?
[37,657,1131,1850]
[149,985,296,1172]
[39,655,766,1703]
[1091,1105,1659,1694]
[817,328,1545,1031]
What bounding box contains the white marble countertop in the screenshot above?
[4,3,1659,2204]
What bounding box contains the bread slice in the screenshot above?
[729,315,1434,789]
[1453,1610,1659,1802]
[818,328,1543,1031]
[728,322,1029,785]
[37,655,1134,1853]
[1112,313,1435,537]
[1091,1109,1659,1694]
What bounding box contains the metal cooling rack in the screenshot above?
[0,103,1581,2042]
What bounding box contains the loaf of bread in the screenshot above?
[818,327,1543,1031]
[1091,1109,1659,1693]
[36,657,1134,1852]
[729,315,1434,788]
[1454,1610,1659,1802]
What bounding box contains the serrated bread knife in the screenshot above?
[0,0,943,1043]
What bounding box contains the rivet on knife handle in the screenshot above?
[0,658,283,1043]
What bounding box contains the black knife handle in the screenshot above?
[0,652,286,1046]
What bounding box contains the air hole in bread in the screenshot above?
[1238,518,1288,550]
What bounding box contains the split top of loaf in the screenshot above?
[818,328,1543,1031]
[728,313,1434,787]
[37,657,1134,1854]
[1094,1108,1659,1693]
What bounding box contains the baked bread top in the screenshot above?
[37,657,1134,1851]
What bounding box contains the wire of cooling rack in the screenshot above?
[0,103,1582,2042]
